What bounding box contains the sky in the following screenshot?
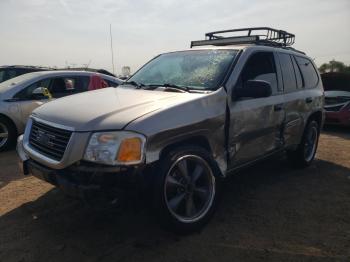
[0,0,349,75]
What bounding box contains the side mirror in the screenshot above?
[32,87,52,99]
[235,80,272,99]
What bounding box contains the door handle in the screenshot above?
[305,97,313,104]
[274,104,284,112]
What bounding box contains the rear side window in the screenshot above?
[291,57,303,88]
[0,70,5,83]
[104,79,119,87]
[279,53,297,93]
[49,76,89,98]
[295,57,319,88]
[237,51,278,94]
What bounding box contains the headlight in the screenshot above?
[83,131,146,166]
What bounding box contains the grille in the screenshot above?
[325,104,344,112]
[29,120,72,161]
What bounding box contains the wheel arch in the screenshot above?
[307,110,323,131]
[158,136,225,178]
[0,113,18,136]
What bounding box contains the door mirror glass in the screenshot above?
[31,87,52,99]
[236,80,272,99]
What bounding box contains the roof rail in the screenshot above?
[191,27,295,48]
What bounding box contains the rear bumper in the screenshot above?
[325,111,350,126]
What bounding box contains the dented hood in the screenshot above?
[32,87,201,132]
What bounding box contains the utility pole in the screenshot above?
[110,24,116,75]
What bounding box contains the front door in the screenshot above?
[228,51,285,169]
[15,78,52,127]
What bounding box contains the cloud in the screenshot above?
[0,0,349,72]
[59,0,73,15]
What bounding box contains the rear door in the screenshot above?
[277,52,306,147]
[228,51,285,169]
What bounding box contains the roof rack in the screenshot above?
[191,27,295,48]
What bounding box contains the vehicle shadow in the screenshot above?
[0,150,22,189]
[0,157,349,262]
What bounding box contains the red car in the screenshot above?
[322,73,350,126]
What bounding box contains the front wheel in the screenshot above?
[0,116,17,152]
[154,146,221,234]
[287,120,320,167]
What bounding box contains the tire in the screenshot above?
[0,116,17,152]
[153,146,221,234]
[287,120,320,168]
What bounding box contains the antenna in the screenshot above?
[109,24,115,75]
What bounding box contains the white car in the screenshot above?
[0,70,122,151]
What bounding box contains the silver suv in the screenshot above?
[17,28,324,233]
[0,70,122,151]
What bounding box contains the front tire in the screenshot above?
[287,120,320,168]
[0,116,17,152]
[154,146,221,234]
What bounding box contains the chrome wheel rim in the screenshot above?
[304,125,318,162]
[164,155,215,223]
[0,123,8,148]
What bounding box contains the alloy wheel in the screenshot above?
[164,155,215,223]
[0,122,9,148]
[304,125,318,162]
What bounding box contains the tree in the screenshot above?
[319,60,350,73]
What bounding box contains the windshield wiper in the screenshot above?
[122,81,145,89]
[144,83,190,92]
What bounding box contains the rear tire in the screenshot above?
[0,116,17,152]
[287,120,319,168]
[153,146,221,234]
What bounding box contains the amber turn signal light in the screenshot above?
[117,137,143,163]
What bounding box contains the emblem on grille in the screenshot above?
[36,130,55,147]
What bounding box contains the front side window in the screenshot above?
[14,78,52,100]
[128,50,238,90]
[295,57,319,88]
[236,51,278,94]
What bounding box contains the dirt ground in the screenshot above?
[0,126,349,262]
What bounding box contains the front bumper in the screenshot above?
[17,135,146,199]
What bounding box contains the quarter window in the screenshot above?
[279,53,297,92]
[295,57,319,88]
[291,56,303,88]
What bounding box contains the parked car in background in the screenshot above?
[61,68,116,77]
[0,71,122,151]
[17,28,324,233]
[322,72,350,126]
[0,65,52,83]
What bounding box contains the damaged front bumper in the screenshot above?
[16,135,146,200]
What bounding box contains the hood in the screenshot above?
[324,90,350,97]
[32,87,203,132]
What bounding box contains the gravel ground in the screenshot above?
[0,126,349,262]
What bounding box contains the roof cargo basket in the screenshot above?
[191,27,295,48]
